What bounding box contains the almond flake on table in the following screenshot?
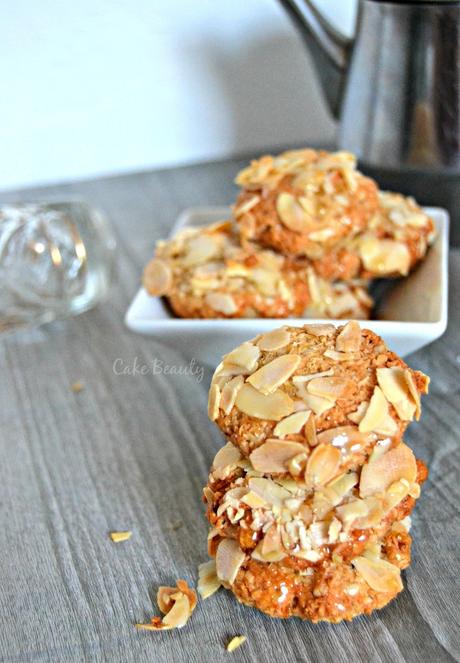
[109,531,132,543]
[226,635,247,652]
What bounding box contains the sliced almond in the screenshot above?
[220,375,244,415]
[328,517,342,543]
[323,349,359,362]
[156,587,176,615]
[143,258,173,296]
[248,477,291,507]
[182,234,220,267]
[360,237,411,276]
[307,376,354,402]
[251,538,287,563]
[287,452,308,476]
[276,192,312,232]
[249,439,306,473]
[326,471,359,502]
[359,442,417,498]
[305,444,341,486]
[336,499,370,527]
[303,410,317,446]
[247,354,301,395]
[240,490,267,508]
[158,581,197,615]
[352,556,403,593]
[216,539,246,585]
[358,386,397,435]
[273,410,311,437]
[336,321,361,353]
[408,482,420,498]
[223,342,260,372]
[208,384,221,421]
[161,592,193,629]
[292,368,334,384]
[198,560,222,599]
[248,267,279,296]
[362,541,382,561]
[136,580,196,631]
[308,521,329,547]
[257,328,291,352]
[296,388,334,416]
[109,531,132,543]
[210,361,225,387]
[235,383,294,420]
[212,442,242,472]
[405,370,422,420]
[203,486,214,507]
[233,195,260,216]
[205,292,237,315]
[377,367,416,421]
[312,491,335,520]
[382,479,411,514]
[206,219,233,234]
[348,401,369,424]
[262,524,284,557]
[308,227,336,242]
[353,497,385,529]
[303,323,336,336]
[298,195,316,215]
[274,477,299,493]
[226,636,247,652]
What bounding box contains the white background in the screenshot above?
[1,0,355,190]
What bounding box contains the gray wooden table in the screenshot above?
[1,158,459,663]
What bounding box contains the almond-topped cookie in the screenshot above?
[234,149,379,260]
[143,221,373,320]
[209,322,429,456]
[202,439,427,622]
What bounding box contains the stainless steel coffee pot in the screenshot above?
[280,0,460,241]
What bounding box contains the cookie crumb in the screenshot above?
[226,636,246,652]
[109,531,132,543]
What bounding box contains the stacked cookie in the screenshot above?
[143,149,435,320]
[203,321,430,622]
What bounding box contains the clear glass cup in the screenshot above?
[0,200,116,335]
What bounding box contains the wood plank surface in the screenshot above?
[0,158,459,663]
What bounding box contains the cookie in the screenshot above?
[143,222,373,319]
[203,439,427,622]
[209,322,429,457]
[234,149,379,259]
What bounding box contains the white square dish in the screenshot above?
[125,206,449,365]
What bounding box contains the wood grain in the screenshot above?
[0,159,459,663]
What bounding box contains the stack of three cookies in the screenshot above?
[144,149,435,321]
[201,321,429,622]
